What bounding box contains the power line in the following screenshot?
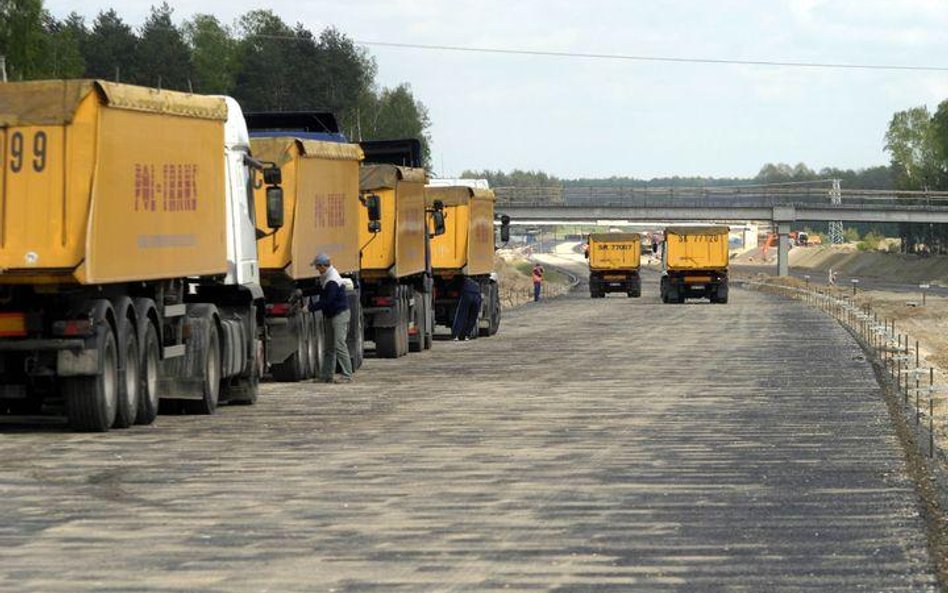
[354,40,948,73]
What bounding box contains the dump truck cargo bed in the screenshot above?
[661,225,730,304]
[250,137,363,278]
[425,185,496,276]
[663,225,730,271]
[359,164,427,278]
[588,232,641,271]
[0,80,228,285]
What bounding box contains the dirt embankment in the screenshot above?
[736,243,948,286]
[495,250,572,309]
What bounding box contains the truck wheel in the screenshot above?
[409,289,424,352]
[271,314,305,382]
[112,318,140,429]
[422,290,434,349]
[64,323,119,432]
[222,339,260,406]
[375,327,398,358]
[186,322,220,415]
[305,314,321,378]
[346,292,364,370]
[397,287,410,357]
[301,313,314,379]
[481,282,501,336]
[135,321,160,425]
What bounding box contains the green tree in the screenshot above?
[884,106,948,253]
[132,3,193,90]
[83,9,137,81]
[0,0,47,79]
[755,162,816,183]
[314,27,376,131]
[884,106,944,190]
[232,10,296,110]
[184,14,237,94]
[361,83,432,166]
[40,12,85,78]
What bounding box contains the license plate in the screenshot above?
[0,313,27,337]
[608,282,622,287]
[690,284,704,290]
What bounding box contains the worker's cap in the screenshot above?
[311,252,331,267]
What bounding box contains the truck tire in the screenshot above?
[304,313,319,379]
[112,318,140,429]
[186,321,220,415]
[375,327,398,358]
[222,307,261,406]
[135,321,160,425]
[271,313,305,382]
[64,323,119,432]
[409,289,426,352]
[346,292,364,370]
[481,282,501,336]
[222,339,260,406]
[399,287,410,356]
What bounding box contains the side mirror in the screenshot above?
[500,214,511,243]
[430,211,446,237]
[363,194,382,222]
[583,245,589,259]
[266,186,284,230]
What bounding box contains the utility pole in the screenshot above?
[829,178,843,244]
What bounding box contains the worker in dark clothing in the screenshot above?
[308,252,353,383]
[452,276,483,341]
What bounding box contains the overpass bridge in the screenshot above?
[494,186,948,276]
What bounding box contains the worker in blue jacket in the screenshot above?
[309,253,353,383]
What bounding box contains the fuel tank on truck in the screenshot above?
[425,185,496,276]
[250,137,364,278]
[0,79,228,285]
[359,164,428,278]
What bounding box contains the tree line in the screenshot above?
[0,1,432,164]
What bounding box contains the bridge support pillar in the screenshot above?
[777,222,791,277]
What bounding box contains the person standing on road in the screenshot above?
[308,253,353,383]
[452,276,482,341]
[532,263,544,302]
[828,267,836,285]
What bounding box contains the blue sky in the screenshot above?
[45,0,948,179]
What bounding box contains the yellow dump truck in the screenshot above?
[358,140,435,358]
[0,80,285,431]
[425,183,504,336]
[660,225,730,304]
[585,232,642,298]
[247,112,366,379]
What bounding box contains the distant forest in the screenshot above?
[0,1,433,164]
[460,163,894,190]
